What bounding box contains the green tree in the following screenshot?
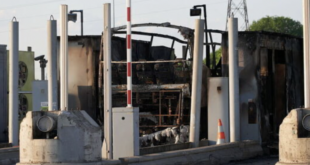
[249,16,303,37]
[204,16,302,68]
[203,47,222,68]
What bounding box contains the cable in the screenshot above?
[0,26,45,34]
[116,6,189,18]
[0,0,227,33]
[0,0,226,23]
[0,13,59,23]
[0,0,66,10]
[84,1,227,23]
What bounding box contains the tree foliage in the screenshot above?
[249,16,303,37]
[203,16,302,68]
[203,47,222,68]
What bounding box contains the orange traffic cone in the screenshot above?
[216,119,226,144]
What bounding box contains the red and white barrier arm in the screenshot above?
[126,0,132,107]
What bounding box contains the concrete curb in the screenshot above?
[1,140,262,165]
[120,140,262,165]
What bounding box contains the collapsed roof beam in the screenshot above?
[113,30,221,46]
[113,30,187,44]
[113,22,193,32]
[113,22,194,41]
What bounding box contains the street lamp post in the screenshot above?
[34,55,47,80]
[69,10,83,36]
[190,5,209,69]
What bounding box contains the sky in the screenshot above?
[0,0,303,79]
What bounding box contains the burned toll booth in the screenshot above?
[109,37,194,129]
[219,31,304,149]
[58,23,209,146]
[58,25,303,150]
[104,34,209,141]
[57,36,101,119]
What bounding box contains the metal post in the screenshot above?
[113,0,115,27]
[0,45,8,143]
[81,11,83,36]
[41,67,45,80]
[228,17,240,142]
[126,0,132,108]
[35,57,47,80]
[9,18,19,146]
[182,45,187,59]
[189,19,204,148]
[103,3,113,160]
[203,6,210,69]
[47,18,58,110]
[303,0,310,108]
[60,5,68,110]
[193,5,209,68]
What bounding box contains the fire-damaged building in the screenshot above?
[221,31,303,150]
[58,22,303,151]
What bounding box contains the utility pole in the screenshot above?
[226,0,249,31]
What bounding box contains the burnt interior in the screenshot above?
[56,29,304,150]
[105,36,200,137]
[264,49,287,145]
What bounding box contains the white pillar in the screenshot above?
[60,5,68,110]
[47,19,58,110]
[9,19,19,146]
[126,0,132,108]
[228,17,240,142]
[303,0,310,108]
[189,19,204,148]
[103,3,113,160]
